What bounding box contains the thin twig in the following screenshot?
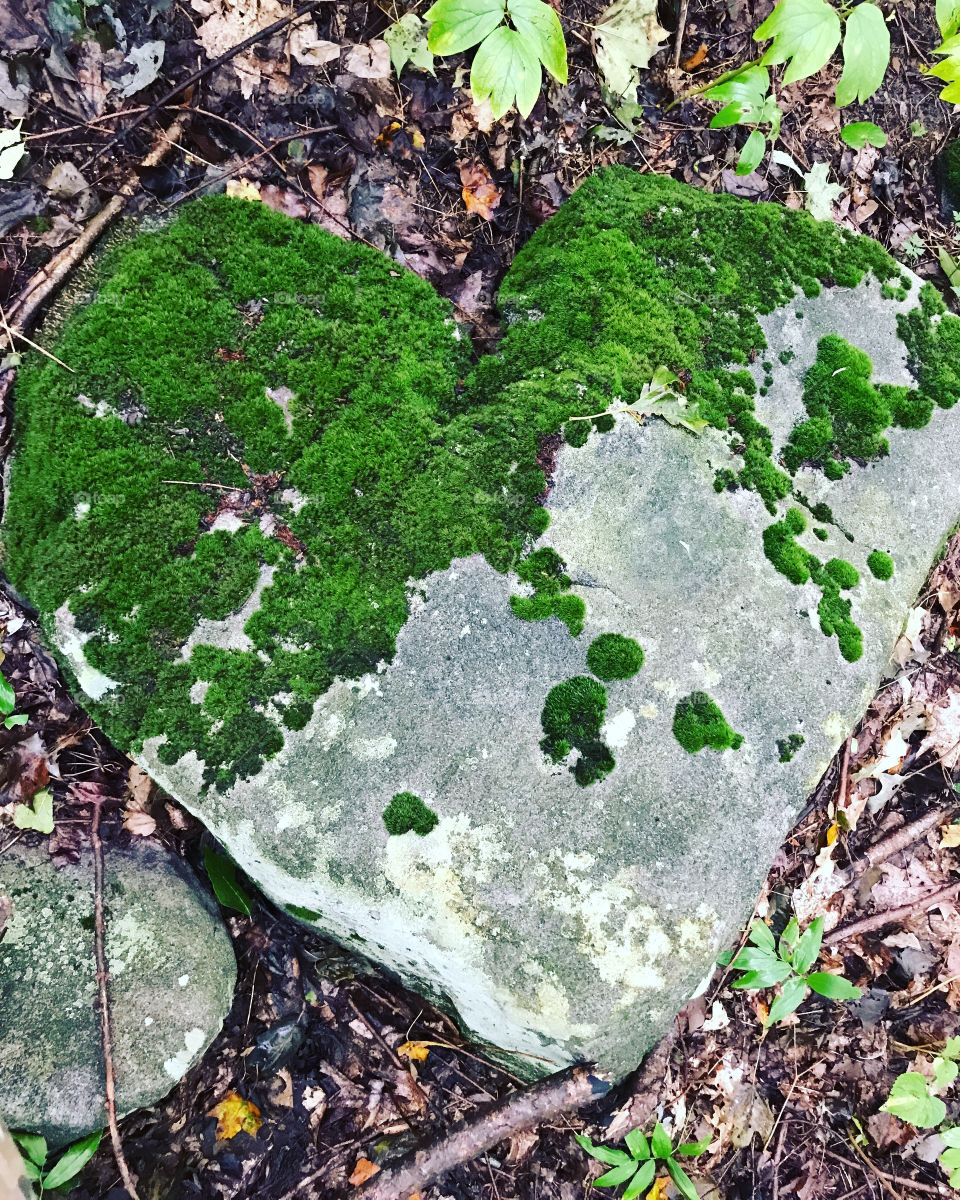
[160,479,245,492]
[89,791,141,1200]
[840,800,960,888]
[830,880,960,943]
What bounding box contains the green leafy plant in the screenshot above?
[725,917,861,1026]
[12,788,54,834]
[840,120,887,148]
[0,671,29,729]
[424,0,567,117]
[204,846,254,916]
[13,1129,102,1194]
[703,0,890,174]
[879,1038,960,1188]
[929,0,960,102]
[575,1123,709,1199]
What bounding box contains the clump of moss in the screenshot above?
[777,733,805,762]
[383,791,438,836]
[673,692,744,753]
[867,549,895,579]
[511,547,585,635]
[540,675,614,786]
[586,633,644,680]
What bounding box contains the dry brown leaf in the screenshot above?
[260,185,310,220]
[122,809,157,837]
[343,40,391,79]
[459,159,501,221]
[192,0,293,98]
[127,764,152,806]
[209,1092,263,1139]
[348,1157,380,1186]
[681,42,708,70]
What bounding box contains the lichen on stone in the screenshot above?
[672,692,743,753]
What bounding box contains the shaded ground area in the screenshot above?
[3,0,960,1194]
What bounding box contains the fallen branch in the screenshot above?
[5,112,190,337]
[83,785,141,1200]
[355,1063,610,1200]
[840,800,960,889]
[830,880,960,944]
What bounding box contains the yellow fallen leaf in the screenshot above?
[649,1177,670,1199]
[825,821,839,846]
[397,1040,431,1062]
[348,1157,380,1186]
[942,822,960,849]
[226,178,261,202]
[209,1092,262,1140]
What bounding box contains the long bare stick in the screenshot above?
[89,792,141,1200]
[6,112,190,336]
[354,1064,610,1200]
[830,881,960,944]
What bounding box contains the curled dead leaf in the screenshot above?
[681,42,708,70]
[122,808,157,837]
[396,1040,430,1062]
[459,159,501,222]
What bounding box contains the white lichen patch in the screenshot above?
[107,910,160,976]
[163,1027,207,1079]
[265,385,295,432]
[602,707,636,748]
[207,511,245,534]
[348,733,397,761]
[54,602,120,701]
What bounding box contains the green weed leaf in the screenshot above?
[625,1127,650,1160]
[732,958,792,989]
[835,3,889,105]
[4,712,28,728]
[650,1122,672,1159]
[667,1156,700,1200]
[12,1132,47,1168]
[938,0,960,38]
[705,65,770,124]
[754,0,841,84]
[425,0,506,54]
[943,1037,960,1061]
[0,674,15,716]
[730,946,783,972]
[12,789,54,835]
[840,121,887,148]
[803,162,842,221]
[765,974,807,1026]
[595,1160,638,1187]
[574,1134,632,1166]
[933,1056,959,1093]
[736,129,766,175]
[621,1159,656,1200]
[677,1136,711,1156]
[42,1130,103,1191]
[881,1072,948,1128]
[806,971,861,1000]
[470,24,542,117]
[204,847,254,916]
[791,917,824,976]
[508,0,567,81]
[748,920,777,952]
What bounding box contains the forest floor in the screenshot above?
[3,0,960,1195]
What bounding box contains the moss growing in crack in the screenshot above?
[586,633,644,680]
[867,549,895,579]
[540,675,614,786]
[814,527,829,541]
[383,792,438,836]
[777,733,805,762]
[673,692,743,753]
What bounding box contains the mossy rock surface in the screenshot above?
[7,169,960,1078]
[0,840,235,1146]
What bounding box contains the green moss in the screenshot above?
[777,733,805,762]
[511,548,585,635]
[763,508,814,585]
[285,903,322,920]
[383,791,438,836]
[540,675,614,786]
[586,633,644,680]
[867,549,895,580]
[814,527,829,541]
[673,692,743,753]
[3,171,921,788]
[778,348,795,365]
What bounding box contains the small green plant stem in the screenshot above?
[663,55,763,112]
[86,789,142,1200]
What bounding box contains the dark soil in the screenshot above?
[2,0,960,1194]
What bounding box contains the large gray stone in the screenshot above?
[0,840,235,1146]
[129,273,960,1078]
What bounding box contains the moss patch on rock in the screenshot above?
[867,549,895,579]
[540,675,614,786]
[383,792,438,836]
[586,633,644,680]
[8,168,954,791]
[673,692,744,753]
